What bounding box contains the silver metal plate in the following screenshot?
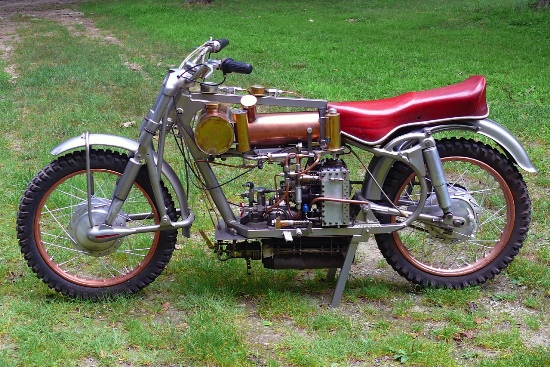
[320,167,350,226]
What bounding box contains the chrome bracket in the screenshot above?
[84,132,95,228]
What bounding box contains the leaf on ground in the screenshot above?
[121,121,135,128]
[453,331,475,341]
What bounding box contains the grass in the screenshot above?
[1,0,549,366]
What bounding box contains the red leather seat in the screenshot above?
[328,76,488,144]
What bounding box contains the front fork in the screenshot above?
[101,118,162,228]
[81,128,136,229]
[88,72,189,237]
[102,146,172,226]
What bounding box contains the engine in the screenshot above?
[194,101,352,231]
[239,158,351,229]
[194,98,355,270]
[220,157,352,270]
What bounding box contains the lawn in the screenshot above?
[0,0,549,366]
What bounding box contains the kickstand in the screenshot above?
[246,258,252,275]
[326,268,337,281]
[329,240,359,308]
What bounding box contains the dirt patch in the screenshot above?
[0,0,120,79]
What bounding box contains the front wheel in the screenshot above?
[375,138,531,288]
[17,149,178,299]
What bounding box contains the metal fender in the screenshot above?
[363,119,537,200]
[51,133,140,156]
[473,119,537,173]
[51,133,192,237]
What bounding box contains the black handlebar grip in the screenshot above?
[214,38,229,52]
[220,58,253,74]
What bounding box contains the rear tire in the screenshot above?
[17,149,178,299]
[374,138,531,288]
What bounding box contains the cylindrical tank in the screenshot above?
[194,102,234,155]
[247,112,320,147]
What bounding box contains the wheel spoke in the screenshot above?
[57,254,86,267]
[479,205,507,228]
[380,141,521,280]
[37,165,162,285]
[100,261,128,277]
[17,150,177,299]
[43,204,77,245]
[42,240,88,254]
[117,248,148,257]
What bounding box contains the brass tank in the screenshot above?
[194,102,234,155]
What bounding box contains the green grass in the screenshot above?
[1,0,549,366]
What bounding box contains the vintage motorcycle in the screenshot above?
[17,39,536,306]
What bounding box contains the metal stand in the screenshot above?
[326,268,337,281]
[329,240,359,308]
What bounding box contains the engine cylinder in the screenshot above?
[247,112,320,147]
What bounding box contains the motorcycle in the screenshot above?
[17,38,536,306]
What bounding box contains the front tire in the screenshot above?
[375,138,531,288]
[17,149,178,299]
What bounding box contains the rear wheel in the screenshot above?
[17,149,178,299]
[375,138,531,288]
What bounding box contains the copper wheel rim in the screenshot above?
[392,156,515,277]
[34,169,160,287]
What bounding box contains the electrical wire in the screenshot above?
[170,99,257,191]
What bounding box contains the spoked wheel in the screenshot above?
[375,138,531,288]
[17,149,178,299]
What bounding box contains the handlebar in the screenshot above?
[177,38,253,85]
[220,58,253,75]
[209,38,229,53]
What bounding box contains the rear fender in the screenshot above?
[363,119,536,200]
[51,133,191,237]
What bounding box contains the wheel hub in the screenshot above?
[68,198,127,257]
[423,186,481,244]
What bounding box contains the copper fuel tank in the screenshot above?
[247,112,320,147]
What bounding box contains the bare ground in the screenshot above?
[0,0,120,79]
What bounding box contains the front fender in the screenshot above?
[51,133,192,237]
[51,133,139,156]
[363,119,537,201]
